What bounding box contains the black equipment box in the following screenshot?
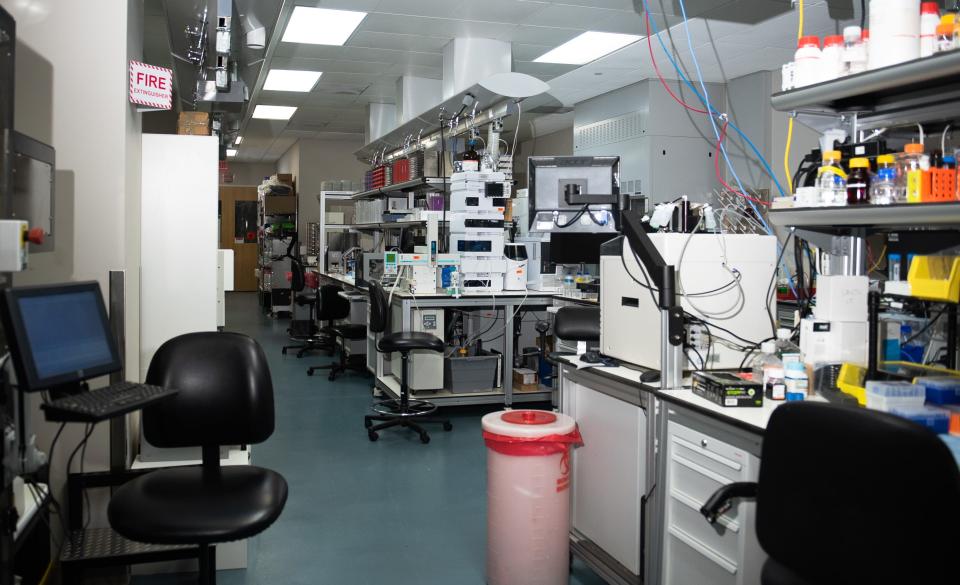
[692,371,764,408]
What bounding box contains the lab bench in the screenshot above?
[556,359,802,585]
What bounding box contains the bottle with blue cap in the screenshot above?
[785,361,808,401]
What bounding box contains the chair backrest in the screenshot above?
[368,282,390,334]
[554,306,600,342]
[756,402,960,585]
[142,332,275,448]
[290,258,305,292]
[316,284,350,321]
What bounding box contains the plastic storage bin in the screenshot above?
[444,354,499,393]
[890,405,950,434]
[865,380,925,411]
[907,256,960,303]
[915,377,960,405]
[838,363,868,405]
[482,410,582,585]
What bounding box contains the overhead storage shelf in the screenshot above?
[347,220,447,231]
[771,51,960,130]
[768,202,960,229]
[351,177,448,200]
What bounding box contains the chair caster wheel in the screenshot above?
[443,422,453,432]
[368,431,379,442]
[307,370,314,376]
[281,349,288,355]
[328,373,336,381]
[420,433,430,444]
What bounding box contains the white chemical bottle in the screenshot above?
[843,26,869,74]
[920,2,941,57]
[793,36,822,87]
[869,0,921,69]
[821,35,846,81]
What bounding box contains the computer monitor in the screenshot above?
[0,282,122,392]
[549,233,613,265]
[528,156,620,234]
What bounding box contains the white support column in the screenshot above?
[396,75,442,124]
[366,102,397,143]
[442,38,512,99]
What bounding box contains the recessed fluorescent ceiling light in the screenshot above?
[252,105,298,120]
[264,69,323,92]
[235,136,243,144]
[226,149,238,157]
[534,31,642,65]
[282,7,367,46]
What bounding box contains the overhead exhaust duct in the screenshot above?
[633,0,853,24]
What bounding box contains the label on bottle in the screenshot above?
[763,366,786,400]
[906,169,923,202]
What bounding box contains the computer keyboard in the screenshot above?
[41,382,179,423]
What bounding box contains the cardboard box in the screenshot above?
[274,173,295,187]
[513,368,539,392]
[177,111,209,136]
[263,196,297,215]
[692,371,763,408]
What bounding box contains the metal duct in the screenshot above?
[634,0,853,24]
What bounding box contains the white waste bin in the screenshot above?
[482,410,583,585]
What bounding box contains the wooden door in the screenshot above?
[219,186,259,291]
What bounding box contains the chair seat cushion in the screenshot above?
[329,324,367,339]
[378,331,443,353]
[108,466,288,545]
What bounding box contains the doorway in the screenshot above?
[219,185,259,291]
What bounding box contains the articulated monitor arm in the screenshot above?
[619,209,686,388]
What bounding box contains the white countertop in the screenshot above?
[562,360,823,433]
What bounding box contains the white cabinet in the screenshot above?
[562,371,648,581]
[662,417,765,585]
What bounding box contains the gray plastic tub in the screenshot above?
[445,354,500,393]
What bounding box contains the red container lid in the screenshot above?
[861,28,870,40]
[824,35,843,47]
[922,2,940,15]
[501,410,557,425]
[798,35,820,48]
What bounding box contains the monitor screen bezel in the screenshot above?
[0,281,122,392]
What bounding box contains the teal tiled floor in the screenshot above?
[131,292,606,585]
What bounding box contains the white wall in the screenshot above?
[223,162,275,186]
[3,0,144,525]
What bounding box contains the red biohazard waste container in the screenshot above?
[482,409,583,585]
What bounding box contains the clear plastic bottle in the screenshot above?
[817,150,847,206]
[821,35,845,80]
[751,341,786,401]
[898,143,928,203]
[784,361,809,401]
[843,26,868,74]
[775,328,802,365]
[871,154,900,204]
[888,252,902,281]
[562,273,575,296]
[921,2,941,57]
[936,22,955,52]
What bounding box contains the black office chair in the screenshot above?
[108,332,288,585]
[282,259,320,357]
[364,282,452,443]
[306,285,366,379]
[554,306,600,344]
[700,402,960,585]
[283,284,343,357]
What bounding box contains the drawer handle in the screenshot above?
[670,488,741,533]
[672,436,743,472]
[668,526,738,575]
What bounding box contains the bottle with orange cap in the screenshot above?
[898,143,930,203]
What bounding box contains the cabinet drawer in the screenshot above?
[664,529,738,585]
[670,453,742,525]
[668,488,741,567]
[669,422,748,483]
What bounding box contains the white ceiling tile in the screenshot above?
[293,0,382,10]
[458,0,549,22]
[522,4,622,28]
[269,58,393,75]
[513,25,581,45]
[349,30,450,52]
[373,0,469,19]
[512,43,557,61]
[545,0,635,9]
